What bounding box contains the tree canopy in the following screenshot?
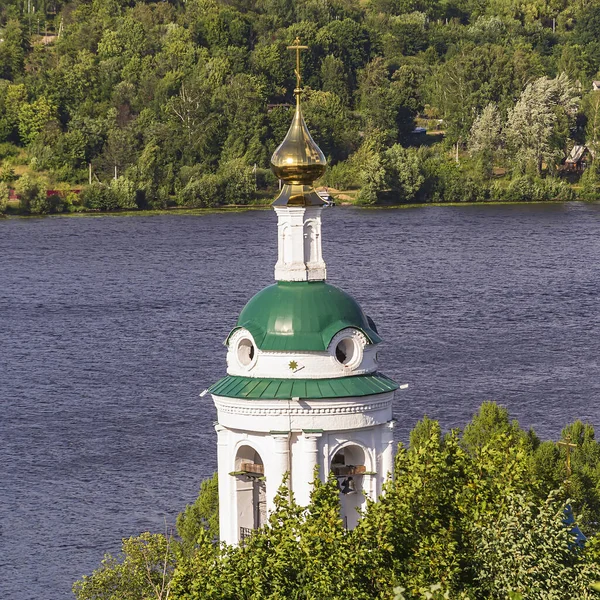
[1,0,600,214]
[74,403,600,600]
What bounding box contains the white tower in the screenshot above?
[209,39,398,544]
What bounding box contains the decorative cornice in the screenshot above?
[214,396,392,417]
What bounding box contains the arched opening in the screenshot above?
[335,337,356,365]
[329,329,365,371]
[236,338,255,367]
[304,223,316,264]
[330,444,368,530]
[234,445,266,542]
[282,225,292,265]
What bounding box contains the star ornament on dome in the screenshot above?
[288,360,298,371]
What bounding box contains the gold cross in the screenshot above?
[558,435,578,477]
[287,37,308,90]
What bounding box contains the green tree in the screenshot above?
[177,174,221,208]
[316,18,371,85]
[356,57,414,144]
[75,406,600,600]
[0,19,27,80]
[249,42,290,98]
[383,144,424,202]
[505,74,579,175]
[320,54,350,105]
[583,91,600,157]
[81,183,114,211]
[15,173,48,214]
[474,491,598,599]
[109,177,137,209]
[348,138,386,205]
[133,142,171,209]
[303,88,355,161]
[468,103,502,179]
[0,83,27,142]
[218,159,254,205]
[579,162,600,201]
[73,532,177,600]
[0,181,9,214]
[176,473,219,553]
[462,401,527,454]
[431,44,542,158]
[18,96,56,146]
[382,12,429,58]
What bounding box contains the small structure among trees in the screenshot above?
[564,145,594,172]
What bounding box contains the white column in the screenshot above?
[274,206,326,281]
[379,420,395,495]
[215,424,235,544]
[295,432,322,506]
[304,207,325,278]
[267,433,290,513]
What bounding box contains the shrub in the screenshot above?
[255,167,277,190]
[81,179,137,211]
[54,183,82,211]
[421,156,490,203]
[140,183,170,209]
[15,174,49,214]
[498,176,576,202]
[177,164,205,193]
[356,183,379,205]
[384,145,424,202]
[218,159,254,205]
[178,174,221,208]
[81,183,114,211]
[0,164,16,183]
[0,142,18,161]
[322,160,360,190]
[0,181,9,213]
[578,165,600,201]
[542,177,576,202]
[46,194,64,213]
[109,177,137,209]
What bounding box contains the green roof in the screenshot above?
[227,281,382,351]
[209,373,398,400]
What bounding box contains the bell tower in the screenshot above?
[209,39,399,545]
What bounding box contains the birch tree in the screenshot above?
[469,103,502,178]
[504,73,579,175]
[583,90,600,158]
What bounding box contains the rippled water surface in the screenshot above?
[1,203,600,599]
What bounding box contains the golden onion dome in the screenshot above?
[270,97,327,185]
[270,38,327,195]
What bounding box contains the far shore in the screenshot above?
[3,198,597,219]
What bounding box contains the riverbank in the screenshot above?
[4,198,598,219]
[3,175,598,218]
[2,204,271,218]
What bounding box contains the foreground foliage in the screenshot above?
[74,403,600,600]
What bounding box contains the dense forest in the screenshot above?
[1,0,600,213]
[74,403,600,599]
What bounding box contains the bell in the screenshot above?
[340,476,357,495]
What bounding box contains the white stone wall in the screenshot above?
[214,392,395,545]
[227,327,378,379]
[213,392,393,432]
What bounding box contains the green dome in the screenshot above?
[227,281,382,352]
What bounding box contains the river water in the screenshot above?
[1,203,599,599]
